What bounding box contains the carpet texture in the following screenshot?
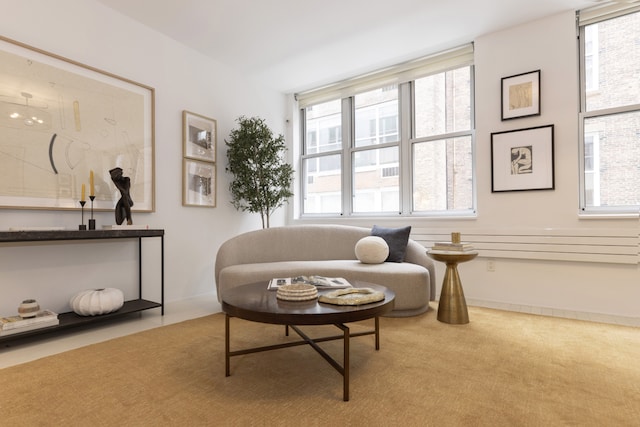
[1,305,639,426]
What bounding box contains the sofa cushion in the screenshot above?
[371,225,411,262]
[355,236,389,264]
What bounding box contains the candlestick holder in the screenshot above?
[79,200,87,230]
[88,195,96,230]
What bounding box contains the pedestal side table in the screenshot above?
[427,250,478,324]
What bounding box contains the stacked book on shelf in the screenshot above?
[0,309,59,336]
[431,241,476,252]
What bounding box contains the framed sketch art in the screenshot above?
[0,36,155,211]
[183,111,216,162]
[183,158,216,207]
[491,125,554,192]
[182,110,216,207]
[501,70,540,121]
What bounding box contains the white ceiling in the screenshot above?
[97,0,602,93]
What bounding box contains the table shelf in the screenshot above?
[0,229,164,345]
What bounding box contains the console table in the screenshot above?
[0,229,164,343]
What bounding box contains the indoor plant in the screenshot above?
[225,116,294,228]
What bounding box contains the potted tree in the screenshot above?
[225,116,294,228]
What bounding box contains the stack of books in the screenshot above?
[0,309,59,336]
[268,276,352,290]
[431,241,475,252]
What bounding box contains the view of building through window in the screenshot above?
[301,64,474,216]
[412,67,473,212]
[353,87,399,213]
[303,100,342,214]
[581,10,640,210]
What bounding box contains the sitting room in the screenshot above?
[0,0,638,425]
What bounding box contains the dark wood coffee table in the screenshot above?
[222,281,395,401]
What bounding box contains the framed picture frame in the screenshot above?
[183,110,216,162]
[491,125,554,192]
[0,36,155,212]
[183,158,216,207]
[501,70,540,121]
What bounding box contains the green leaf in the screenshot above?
[225,116,294,228]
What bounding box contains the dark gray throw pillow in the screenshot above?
[371,225,411,263]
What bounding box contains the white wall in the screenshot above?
[289,11,639,318]
[468,11,638,317]
[0,0,287,316]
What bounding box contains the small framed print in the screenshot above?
[183,110,216,162]
[491,125,554,192]
[183,159,216,207]
[501,70,541,121]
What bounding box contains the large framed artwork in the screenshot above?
[0,36,155,211]
[491,125,554,192]
[501,70,540,121]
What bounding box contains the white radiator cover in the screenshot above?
[413,227,639,265]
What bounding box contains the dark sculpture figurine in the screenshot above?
[109,167,133,225]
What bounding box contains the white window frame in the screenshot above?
[578,5,640,215]
[296,45,475,218]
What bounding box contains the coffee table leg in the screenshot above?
[375,317,380,350]
[336,323,350,401]
[225,314,231,377]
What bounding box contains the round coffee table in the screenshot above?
[222,281,395,401]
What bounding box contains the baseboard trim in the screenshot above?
[463,297,640,328]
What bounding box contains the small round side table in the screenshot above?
[427,250,478,324]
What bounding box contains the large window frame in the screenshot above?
[296,45,475,218]
[578,5,640,215]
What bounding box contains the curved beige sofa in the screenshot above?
[215,224,435,317]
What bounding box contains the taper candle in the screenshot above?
[89,170,95,197]
[81,183,86,202]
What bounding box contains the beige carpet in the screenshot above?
[1,305,639,426]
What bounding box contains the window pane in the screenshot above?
[352,146,399,213]
[583,111,640,207]
[305,100,341,154]
[415,67,471,138]
[413,136,473,211]
[303,155,342,214]
[354,87,399,147]
[584,12,640,111]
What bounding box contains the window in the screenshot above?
[297,45,475,217]
[412,67,474,212]
[352,87,400,213]
[579,8,640,213]
[302,100,342,214]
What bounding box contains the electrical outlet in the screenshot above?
[486,260,496,272]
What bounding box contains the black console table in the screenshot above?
[0,229,164,344]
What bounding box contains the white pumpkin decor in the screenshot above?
[70,288,125,316]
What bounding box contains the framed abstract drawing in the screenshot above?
[501,70,541,121]
[0,36,155,212]
[491,125,554,192]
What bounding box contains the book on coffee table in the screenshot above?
[268,276,352,290]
